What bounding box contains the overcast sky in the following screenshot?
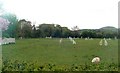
[1,0,120,29]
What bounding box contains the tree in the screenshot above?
[16,19,32,38]
[53,24,62,37]
[31,25,37,38]
[37,24,52,37]
[71,26,79,31]
[61,27,70,38]
[0,17,10,31]
[1,13,18,38]
[70,26,80,38]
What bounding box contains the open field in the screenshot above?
[2,38,118,71]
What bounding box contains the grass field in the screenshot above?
[2,38,118,71]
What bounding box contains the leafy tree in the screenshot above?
[61,27,70,38]
[53,24,62,37]
[1,13,18,38]
[37,24,53,37]
[0,17,10,31]
[16,19,32,38]
[70,26,80,38]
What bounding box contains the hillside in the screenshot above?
[99,26,117,32]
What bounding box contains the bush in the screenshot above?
[2,60,118,71]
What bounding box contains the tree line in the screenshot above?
[1,13,119,39]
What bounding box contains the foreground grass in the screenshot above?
[2,38,118,71]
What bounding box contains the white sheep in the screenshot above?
[91,57,100,64]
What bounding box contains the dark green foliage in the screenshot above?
[15,19,32,38]
[2,60,118,71]
[16,22,118,38]
[1,13,18,38]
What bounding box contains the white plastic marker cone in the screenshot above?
[108,38,111,40]
[92,57,100,64]
[69,37,73,42]
[59,38,62,44]
[90,38,93,40]
[85,38,88,40]
[72,40,76,44]
[99,39,103,46]
[114,36,117,40]
[69,37,76,44]
[104,39,108,46]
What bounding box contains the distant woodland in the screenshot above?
[1,13,119,39]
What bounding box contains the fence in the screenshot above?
[0,38,15,45]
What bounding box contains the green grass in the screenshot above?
[2,38,118,71]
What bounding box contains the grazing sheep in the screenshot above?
[91,57,100,64]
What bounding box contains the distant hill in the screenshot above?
[100,26,117,30]
[99,26,118,33]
